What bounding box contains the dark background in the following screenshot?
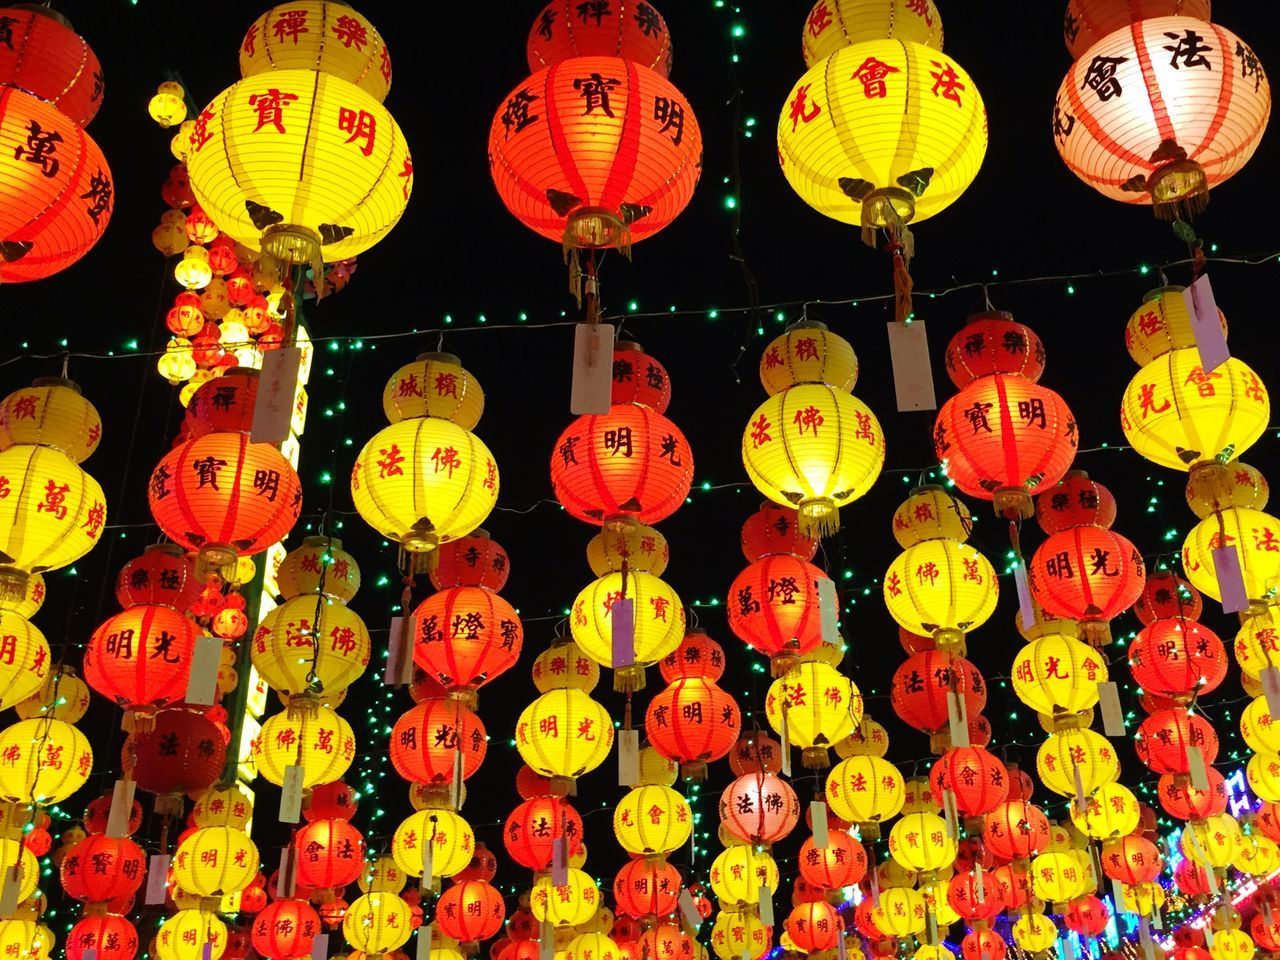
[9,0,1280,937]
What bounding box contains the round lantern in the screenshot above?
[1031,851,1087,903]
[871,886,926,938]
[765,660,862,768]
[15,664,90,722]
[710,846,779,907]
[570,570,684,685]
[615,857,682,918]
[294,818,365,893]
[437,879,506,944]
[930,747,1008,818]
[1135,708,1218,775]
[61,835,145,904]
[0,378,101,463]
[173,827,260,896]
[65,914,138,960]
[741,502,818,565]
[712,911,769,960]
[275,536,361,602]
[344,893,413,955]
[962,929,1006,960]
[252,899,321,960]
[889,812,957,872]
[613,784,692,855]
[1237,607,1280,680]
[531,869,600,927]
[588,517,670,576]
[727,554,826,671]
[412,586,522,696]
[645,676,739,779]
[0,717,91,803]
[1013,914,1058,954]
[798,829,866,890]
[1130,617,1227,698]
[1099,835,1161,884]
[742,384,884,537]
[883,539,997,644]
[526,2,673,76]
[836,716,890,759]
[1210,931,1256,960]
[532,641,601,694]
[193,784,254,830]
[392,809,474,880]
[658,630,727,683]
[115,544,199,611]
[1011,633,1108,718]
[1054,18,1269,216]
[982,800,1050,860]
[84,604,197,719]
[516,688,614,787]
[1187,460,1269,519]
[891,651,987,736]
[251,594,371,700]
[431,532,509,593]
[801,0,942,66]
[610,342,673,413]
[1125,286,1227,368]
[1037,471,1117,533]
[155,910,228,960]
[0,612,50,711]
[0,7,103,125]
[720,773,800,844]
[0,445,105,583]
[1029,526,1145,644]
[944,314,1046,389]
[778,41,985,231]
[382,354,484,431]
[1071,782,1140,839]
[126,709,225,801]
[1037,727,1119,797]
[1180,814,1242,868]
[489,57,701,249]
[1248,753,1280,803]
[1184,507,1280,604]
[252,705,356,787]
[240,3,391,101]
[390,698,487,787]
[786,900,843,953]
[187,69,411,265]
[825,756,904,828]
[1122,351,1269,471]
[1064,1,1212,58]
[947,869,1001,922]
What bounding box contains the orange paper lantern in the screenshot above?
[526,2,672,76]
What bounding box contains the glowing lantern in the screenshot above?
[728,734,785,777]
[1187,460,1269,519]
[1180,814,1242,868]
[516,688,614,788]
[1064,1,1212,58]
[392,808,474,880]
[889,812,956,872]
[83,603,196,722]
[1184,507,1280,604]
[1210,931,1256,960]
[240,3,391,102]
[531,869,600,927]
[727,553,827,673]
[825,756,905,833]
[1037,728,1118,797]
[836,716,889,759]
[192,784,254,830]
[526,1,672,76]
[155,910,228,960]
[1237,607,1280,680]
[115,544,199,611]
[800,0,941,66]
[252,899,321,959]
[570,570,684,689]
[646,673,739,780]
[0,7,103,125]
[0,378,102,462]
[1054,18,1269,217]
[610,342,673,413]
[1070,783,1140,839]
[588,517,669,577]
[532,641,601,695]
[1030,851,1086,903]
[1012,914,1058,954]
[390,698,487,788]
[884,536,997,647]
[65,915,138,960]
[1235,832,1280,877]
[489,57,701,250]
[1125,285,1227,368]
[173,827,260,896]
[786,900,843,953]
[930,746,1008,818]
[0,717,91,803]
[1248,753,1280,803]
[15,664,90,722]
[891,651,987,736]
[615,858,682,918]
[382,354,484,430]
[251,594,370,702]
[60,835,145,904]
[797,829,865,890]
[962,929,1006,960]
[1099,835,1161,884]
[294,818,365,893]
[0,612,50,710]
[947,869,1001,922]
[711,911,770,960]
[720,773,800,844]
[1129,617,1226,698]
[126,709,225,806]
[638,924,694,960]
[275,535,361,602]
[871,886,926,938]
[1135,707,1217,775]
[412,586,523,697]
[437,880,506,944]
[1159,769,1227,820]
[252,705,356,787]
[613,784,692,855]
[1011,633,1107,718]
[765,661,862,768]
[344,893,413,955]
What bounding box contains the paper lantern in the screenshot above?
[60,835,145,904]
[0,611,50,710]
[437,879,506,944]
[0,87,112,283]
[646,676,739,778]
[412,586,523,694]
[193,784,254,830]
[240,3,391,101]
[570,570,685,684]
[615,858,681,918]
[0,445,105,582]
[720,773,800,844]
[1187,461,1269,521]
[1029,526,1145,644]
[1183,507,1280,604]
[84,604,196,717]
[1125,285,1226,367]
[456,841,498,883]
[1122,351,1269,471]
[0,6,103,125]
[252,899,321,960]
[613,784,691,855]
[0,378,101,463]
[351,417,497,555]
[727,554,826,671]
[489,57,701,249]
[1237,833,1280,877]
[392,808,474,879]
[552,406,693,527]
[1064,0,1212,58]
[1135,707,1217,775]
[148,433,302,564]
[65,915,139,960]
[1037,728,1119,797]
[638,924,695,960]
[344,893,413,955]
[1036,471,1117,534]
[1210,931,1256,960]
[526,2,672,76]
[891,651,987,735]
[797,829,866,891]
[836,716,890,760]
[14,664,90,722]
[610,342,672,413]
[883,539,997,644]
[532,641,601,694]
[0,569,43,620]
[431,532,508,592]
[741,504,817,566]
[962,930,1006,960]
[1030,851,1086,902]
[1011,634,1107,718]
[742,384,884,537]
[1054,18,1269,216]
[505,796,583,870]
[1071,782,1140,839]
[825,756,904,827]
[728,734,784,777]
[275,535,361,602]
[778,41,985,232]
[765,661,862,768]
[588,518,669,576]
[871,886,926,938]
[1012,914,1058,954]
[944,314,1045,390]
[889,812,956,872]
[786,900,843,954]
[1180,814,1241,868]
[294,818,365,892]
[531,869,599,927]
[1129,617,1226,697]
[658,630,726,683]
[115,544,199,611]
[515,689,614,786]
[981,800,1049,862]
[187,69,411,268]
[389,698,487,786]
[252,705,356,787]
[1099,835,1161,884]
[1157,766,1226,820]
[801,0,941,67]
[1248,753,1280,803]
[382,354,484,430]
[947,869,1001,922]
[0,717,91,803]
[930,747,1007,818]
[251,594,370,700]
[710,846,778,908]
[173,826,259,897]
[126,709,225,801]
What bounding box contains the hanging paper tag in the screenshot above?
[105,779,137,839]
[1189,745,1210,792]
[1098,682,1126,737]
[817,578,840,645]
[678,889,702,932]
[947,691,970,748]
[279,764,305,823]
[276,847,297,898]
[811,802,830,849]
[837,935,848,960]
[1264,901,1275,927]
[551,837,568,887]
[1138,916,1156,960]
[203,943,213,960]
[1183,276,1230,373]
[1263,666,1280,718]
[618,729,640,786]
[1064,932,1077,960]
[1153,911,1165,931]
[422,838,435,891]
[757,886,774,927]
[1073,765,1088,815]
[886,320,937,412]
[185,634,223,706]
[385,617,416,686]
[611,598,635,669]
[571,323,615,415]
[1213,545,1250,614]
[145,854,171,905]
[780,710,792,778]
[870,864,881,908]
[1111,879,1128,914]
[1204,926,1215,948]
[1012,561,1036,633]
[975,863,986,904]
[82,952,97,960]
[451,749,464,812]
[926,906,938,945]
[251,346,302,444]
[0,866,19,916]
[311,934,330,960]
[541,921,555,960]
[1185,829,1220,896]
[941,787,959,840]
[416,925,434,960]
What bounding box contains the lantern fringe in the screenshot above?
[613,664,646,693]
[800,747,829,770]
[154,792,184,818]
[680,760,708,783]
[797,497,839,539]
[0,567,27,604]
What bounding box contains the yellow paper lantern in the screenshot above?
[173,826,260,896]
[191,783,255,830]
[1125,287,1227,366]
[352,418,497,556]
[1211,930,1256,960]
[801,0,943,67]
[883,539,997,645]
[251,595,371,699]
[359,854,406,894]
[1070,782,1139,840]
[915,946,957,960]
[638,746,679,787]
[1011,634,1108,717]
[0,379,102,464]
[275,535,361,603]
[1184,507,1280,604]
[344,893,413,955]
[0,840,37,903]
[891,486,973,548]
[1012,913,1058,953]
[766,661,863,767]
[515,689,615,786]
[14,665,90,723]
[742,383,884,537]
[187,69,411,268]
[888,812,956,873]
[1234,832,1280,877]
[240,3,391,103]
[174,246,212,290]
[1236,607,1280,680]
[586,519,669,578]
[1121,350,1269,472]
[1120,882,1165,916]
[252,705,356,787]
[532,869,600,927]
[778,42,986,231]
[0,572,43,620]
[532,641,601,694]
[570,571,685,677]
[382,354,484,431]
[1186,461,1268,521]
[759,323,859,396]
[712,909,771,960]
[1036,728,1118,798]
[710,846,779,907]
[1247,753,1280,803]
[565,933,620,960]
[901,777,940,815]
[835,716,889,759]
[871,886,926,938]
[156,910,227,960]
[875,857,920,890]
[1031,851,1086,902]
[0,445,106,584]
[1181,814,1242,868]
[613,785,692,856]
[392,809,474,879]
[149,81,188,128]
[0,718,91,803]
[1242,697,1280,754]
[825,756,904,825]
[0,612,51,711]
[158,339,198,385]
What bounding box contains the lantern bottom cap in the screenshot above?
[0,567,29,604]
[1146,153,1209,222]
[770,653,799,679]
[797,497,839,539]
[196,543,239,583]
[932,627,965,649]
[447,687,479,711]
[680,760,708,782]
[563,207,632,255]
[614,664,647,693]
[801,747,830,770]
[1078,619,1112,647]
[992,487,1034,520]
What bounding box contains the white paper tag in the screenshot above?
[1098,682,1126,737]
[1189,745,1210,792]
[311,934,330,960]
[927,906,938,944]
[757,886,774,927]
[279,764,305,823]
[416,925,433,960]
[105,779,137,839]
[1184,276,1230,373]
[1073,765,1088,815]
[82,952,97,960]
[451,749,464,812]
[251,346,302,444]
[942,787,959,840]
[1065,932,1077,960]
[1152,910,1164,932]
[276,847,297,898]
[1013,561,1036,633]
[0,866,19,916]
[423,838,434,889]
[975,863,986,904]
[570,323,616,415]
[185,635,223,706]
[145,854,170,905]
[385,616,416,686]
[1204,926,1215,948]
[817,578,839,645]
[1139,916,1156,960]
[618,729,640,786]
[678,889,702,932]
[838,936,848,960]
[611,597,635,669]
[1262,666,1280,718]
[1213,545,1250,614]
[886,320,937,412]
[540,921,555,960]
[780,710,792,778]
[1111,878,1128,914]
[947,691,970,748]
[551,837,568,887]
[811,801,829,849]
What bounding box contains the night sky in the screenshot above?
[8,0,1280,927]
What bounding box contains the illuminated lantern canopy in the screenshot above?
[1028,472,1145,645]
[1054,17,1269,217]
[646,631,740,779]
[526,1,673,76]
[240,3,392,102]
[742,324,884,537]
[765,659,862,768]
[801,0,942,66]
[935,315,1078,519]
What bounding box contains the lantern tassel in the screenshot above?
[801,747,830,770]
[892,248,914,325]
[614,664,646,693]
[797,497,839,540]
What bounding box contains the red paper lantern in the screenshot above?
[983,801,1049,861]
[1129,618,1227,698]
[740,503,818,563]
[1099,835,1161,884]
[61,835,146,903]
[612,916,642,943]
[785,900,842,954]
[115,544,200,611]
[390,699,487,785]
[490,58,700,249]
[961,928,1006,960]
[1156,771,1226,821]
[412,586,523,694]
[550,404,693,525]
[638,924,694,960]
[526,2,673,76]
[992,862,1033,911]
[728,735,784,777]
[1065,895,1110,938]
[947,869,1002,922]
[84,604,197,718]
[294,819,366,893]
[84,790,142,835]
[853,900,884,940]
[65,914,138,960]
[898,627,936,655]
[944,314,1046,388]
[891,651,987,735]
[1258,802,1280,843]
[0,7,103,125]
[719,773,799,844]
[954,837,996,873]
[126,709,226,798]
[0,87,113,283]
[430,534,511,591]
[1036,472,1117,533]
[504,796,584,870]
[1004,765,1035,803]
[1178,858,1216,899]
[252,899,321,960]
[455,842,499,883]
[305,781,358,822]
[183,370,261,437]
[645,677,739,780]
[1135,708,1218,775]
[727,554,826,667]
[611,343,672,413]
[930,746,1008,818]
[798,830,867,891]
[516,764,555,800]
[658,630,726,682]
[1028,527,1145,644]
[436,880,506,944]
[614,858,682,918]
[1135,571,1202,624]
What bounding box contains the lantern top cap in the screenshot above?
[300,535,345,550]
[615,341,645,353]
[785,319,828,333]
[143,543,188,558]
[1143,285,1186,301]
[13,4,72,29]
[964,309,1015,324]
[30,377,80,393]
[416,351,462,366]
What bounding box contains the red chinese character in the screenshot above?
[338,107,377,157]
[331,14,368,49]
[788,84,820,132]
[929,61,965,107]
[249,88,299,134]
[272,9,309,44]
[852,56,901,99]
